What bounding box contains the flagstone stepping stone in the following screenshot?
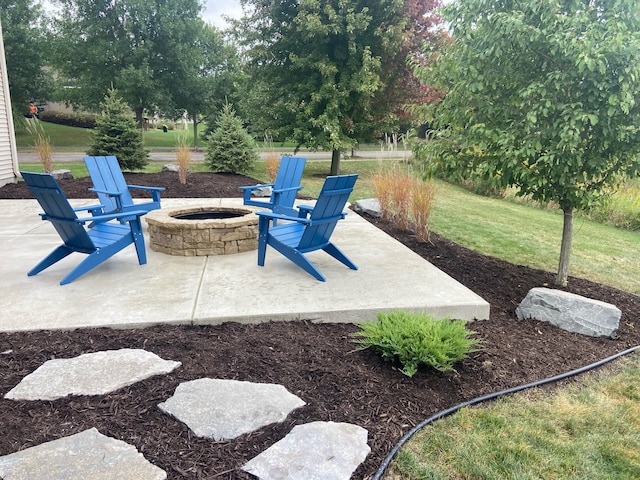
[158,378,306,441]
[0,428,166,480]
[242,421,370,480]
[4,349,181,401]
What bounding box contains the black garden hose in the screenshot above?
[372,344,640,480]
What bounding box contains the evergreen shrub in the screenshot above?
[353,310,481,377]
[87,89,147,170]
[205,103,258,174]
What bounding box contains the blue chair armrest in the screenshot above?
[73,203,105,213]
[127,184,164,202]
[127,184,166,192]
[240,183,275,191]
[272,185,303,193]
[89,187,123,197]
[297,204,314,218]
[241,183,276,203]
[89,188,124,210]
[256,211,312,225]
[75,209,148,224]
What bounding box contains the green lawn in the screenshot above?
[390,352,640,480]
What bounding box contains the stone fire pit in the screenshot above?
[145,205,261,256]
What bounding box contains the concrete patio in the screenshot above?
[0,198,489,333]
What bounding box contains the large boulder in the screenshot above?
[516,287,621,338]
[353,198,381,217]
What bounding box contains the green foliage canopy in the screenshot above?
[51,0,214,124]
[237,0,442,174]
[417,0,640,210]
[414,0,640,285]
[1,0,52,118]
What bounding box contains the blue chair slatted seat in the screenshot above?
[21,171,147,285]
[84,155,164,216]
[240,156,306,216]
[256,174,358,281]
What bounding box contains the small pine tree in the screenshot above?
[205,103,258,174]
[87,89,148,170]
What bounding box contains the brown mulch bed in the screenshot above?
[1,171,639,479]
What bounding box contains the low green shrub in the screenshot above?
[352,310,481,377]
[38,110,96,129]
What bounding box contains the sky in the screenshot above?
[201,0,244,28]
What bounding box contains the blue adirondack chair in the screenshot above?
[21,171,148,285]
[84,156,164,216]
[256,174,358,281]
[239,156,306,216]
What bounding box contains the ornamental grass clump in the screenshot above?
[353,310,481,377]
[412,178,436,242]
[175,133,191,185]
[372,169,394,221]
[25,119,53,173]
[389,170,412,231]
[264,136,280,182]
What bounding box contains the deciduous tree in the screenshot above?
[51,0,219,126]
[414,0,640,286]
[236,0,443,174]
[1,0,52,119]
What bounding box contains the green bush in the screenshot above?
[38,110,97,129]
[352,310,481,377]
[87,89,147,170]
[205,103,258,174]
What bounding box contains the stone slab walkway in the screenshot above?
[0,428,166,480]
[1,349,370,479]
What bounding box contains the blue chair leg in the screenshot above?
[28,245,74,277]
[59,236,132,285]
[323,243,358,271]
[257,217,270,267]
[270,242,326,281]
[129,219,147,265]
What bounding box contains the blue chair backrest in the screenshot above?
[273,156,306,205]
[84,156,134,212]
[298,174,358,250]
[21,172,96,253]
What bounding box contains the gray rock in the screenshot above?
[252,185,273,197]
[516,287,621,338]
[243,421,370,480]
[354,198,381,217]
[0,428,166,480]
[4,349,181,401]
[158,378,306,441]
[161,164,180,172]
[51,169,73,180]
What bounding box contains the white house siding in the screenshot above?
[0,20,19,187]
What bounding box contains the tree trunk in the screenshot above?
[555,207,573,287]
[135,108,144,129]
[330,149,341,175]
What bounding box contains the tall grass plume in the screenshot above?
[175,133,191,184]
[25,119,54,173]
[412,178,436,242]
[372,169,394,221]
[373,167,436,239]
